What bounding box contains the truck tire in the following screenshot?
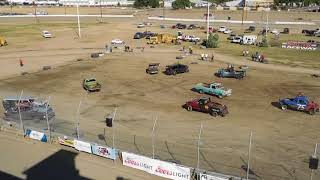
[187,105,192,111]
[281,105,287,110]
[172,71,177,76]
[209,110,217,117]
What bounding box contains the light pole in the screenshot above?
[197,123,203,180]
[76,100,82,139]
[246,131,253,180]
[17,90,24,134]
[112,108,117,149]
[76,2,81,38]
[310,143,318,180]
[99,0,103,22]
[45,96,51,142]
[152,116,158,159]
[206,1,210,41]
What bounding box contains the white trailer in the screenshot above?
[241,35,257,45]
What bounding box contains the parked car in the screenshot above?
[245,26,255,32]
[303,29,319,36]
[227,34,236,40]
[144,31,157,39]
[218,26,227,32]
[82,78,101,92]
[164,64,189,75]
[36,10,48,15]
[281,28,289,34]
[134,32,145,39]
[271,29,280,35]
[111,39,124,45]
[193,82,232,98]
[177,23,187,29]
[215,65,246,79]
[278,95,319,115]
[184,97,228,117]
[184,35,200,42]
[137,23,145,28]
[42,30,52,38]
[2,97,55,121]
[223,29,232,34]
[232,36,243,43]
[187,24,198,29]
[146,63,160,74]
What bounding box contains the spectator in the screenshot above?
[19,58,24,67]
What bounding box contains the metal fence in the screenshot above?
[0,94,319,180]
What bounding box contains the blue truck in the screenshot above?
[279,95,319,115]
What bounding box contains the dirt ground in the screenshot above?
[0,131,164,180]
[0,7,320,180]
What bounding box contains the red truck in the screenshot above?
[184,97,228,117]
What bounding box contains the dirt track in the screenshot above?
[0,131,164,180]
[0,8,320,180]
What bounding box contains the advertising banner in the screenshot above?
[74,140,92,154]
[153,159,190,180]
[122,152,191,180]
[91,144,117,160]
[281,41,318,51]
[25,129,47,142]
[122,152,154,174]
[58,137,74,147]
[200,173,229,180]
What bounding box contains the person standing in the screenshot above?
[19,58,24,67]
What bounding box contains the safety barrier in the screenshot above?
[0,120,251,180]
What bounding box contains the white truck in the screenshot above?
[42,31,52,38]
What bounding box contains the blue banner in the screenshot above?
[25,129,47,142]
[91,144,116,160]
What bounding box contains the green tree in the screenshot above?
[259,37,268,47]
[172,0,191,9]
[134,0,160,8]
[149,0,160,8]
[205,33,219,48]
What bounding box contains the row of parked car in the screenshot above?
[302,28,320,37]
[133,31,157,39]
[171,23,200,30]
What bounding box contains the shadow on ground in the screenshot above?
[0,149,91,180]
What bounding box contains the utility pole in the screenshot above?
[76,100,82,139]
[246,131,253,180]
[265,5,269,38]
[112,108,117,149]
[310,143,318,180]
[64,2,67,16]
[45,96,51,142]
[33,2,38,23]
[162,0,165,21]
[99,0,103,22]
[197,123,203,180]
[241,0,246,28]
[76,2,81,38]
[18,90,24,134]
[10,2,13,15]
[152,116,158,159]
[206,1,210,41]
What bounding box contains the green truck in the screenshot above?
[193,82,232,98]
[82,78,101,92]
